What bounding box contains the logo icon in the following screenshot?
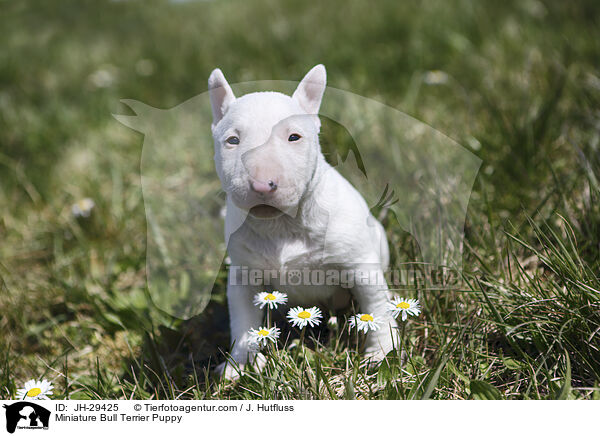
[3,402,50,434]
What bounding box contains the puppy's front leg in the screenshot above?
[217,278,265,380]
[351,270,399,361]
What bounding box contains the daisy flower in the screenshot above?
[71,198,95,218]
[348,313,381,333]
[253,291,288,309]
[16,379,54,400]
[287,306,322,329]
[389,297,421,321]
[248,326,281,349]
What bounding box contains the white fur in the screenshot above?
[209,65,398,379]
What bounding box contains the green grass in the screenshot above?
[1,0,600,399]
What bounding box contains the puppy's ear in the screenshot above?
[293,64,326,114]
[208,68,236,126]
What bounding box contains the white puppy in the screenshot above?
[209,65,398,379]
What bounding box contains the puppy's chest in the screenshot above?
[276,238,322,268]
[230,229,324,270]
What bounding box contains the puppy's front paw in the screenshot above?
[214,353,267,381]
[364,347,388,363]
[215,360,243,381]
[364,327,399,364]
[250,352,267,373]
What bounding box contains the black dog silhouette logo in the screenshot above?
[3,402,50,434]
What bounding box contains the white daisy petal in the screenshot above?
[348,313,381,333]
[286,306,323,329]
[71,198,95,218]
[389,297,421,321]
[248,326,281,349]
[15,379,55,401]
[253,291,288,309]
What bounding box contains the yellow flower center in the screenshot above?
[360,314,374,322]
[264,293,276,301]
[26,388,42,397]
[396,302,410,309]
[298,311,311,319]
[258,329,269,337]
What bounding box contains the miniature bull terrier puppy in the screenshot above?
[209,65,398,379]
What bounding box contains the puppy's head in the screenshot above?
[208,65,326,219]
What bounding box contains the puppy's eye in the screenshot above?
[288,133,301,142]
[225,136,240,145]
